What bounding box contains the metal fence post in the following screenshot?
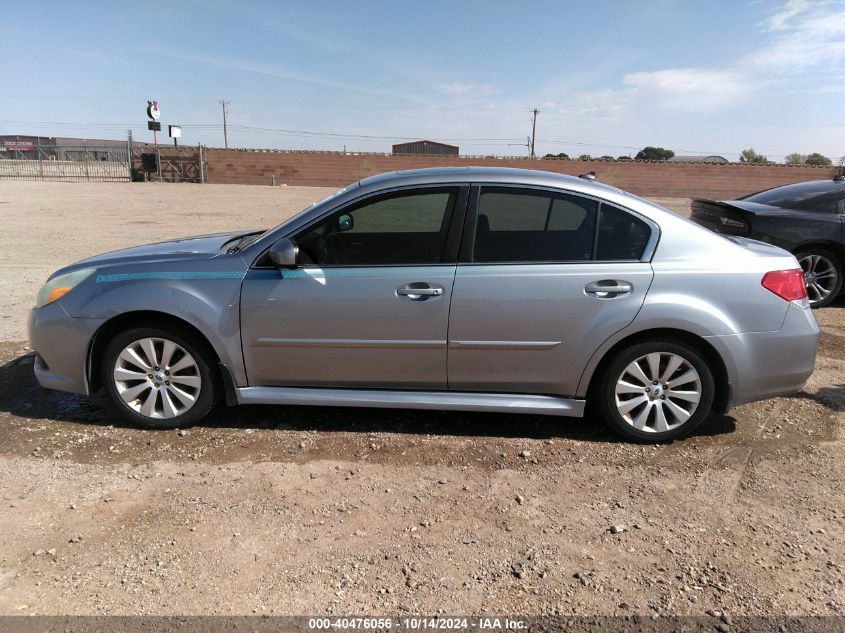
[156,149,163,182]
[199,145,205,183]
[126,140,132,182]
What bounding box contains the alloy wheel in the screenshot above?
[798,253,839,305]
[112,337,202,419]
[614,352,702,434]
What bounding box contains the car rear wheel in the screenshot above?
[102,327,217,429]
[596,340,715,442]
[796,248,842,308]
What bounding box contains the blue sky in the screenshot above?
[2,0,844,161]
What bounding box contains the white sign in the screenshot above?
[146,100,161,121]
[169,125,182,138]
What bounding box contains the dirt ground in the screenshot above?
[0,181,841,618]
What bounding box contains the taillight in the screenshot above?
[720,216,750,233]
[761,269,808,302]
[692,209,750,235]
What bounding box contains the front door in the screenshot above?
[447,186,655,396]
[240,186,467,389]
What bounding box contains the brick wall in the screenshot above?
[204,149,838,199]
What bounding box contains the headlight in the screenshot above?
[36,268,96,308]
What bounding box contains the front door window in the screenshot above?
[295,189,458,266]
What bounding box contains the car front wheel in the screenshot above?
[796,248,842,308]
[102,327,217,429]
[596,340,715,442]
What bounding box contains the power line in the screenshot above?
[0,118,820,158]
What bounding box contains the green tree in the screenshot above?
[805,152,832,166]
[599,155,615,161]
[739,148,769,164]
[542,152,569,159]
[578,154,593,160]
[617,155,632,161]
[784,152,807,165]
[635,146,675,161]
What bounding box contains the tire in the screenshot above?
[101,326,218,429]
[795,248,842,308]
[595,340,715,442]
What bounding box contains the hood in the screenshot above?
[51,230,259,278]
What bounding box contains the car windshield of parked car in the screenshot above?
[740,182,844,212]
[229,186,355,253]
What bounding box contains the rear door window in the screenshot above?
[473,188,597,262]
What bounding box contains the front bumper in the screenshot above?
[28,302,104,395]
[706,301,820,410]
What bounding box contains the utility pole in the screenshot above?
[530,108,539,159]
[219,99,230,149]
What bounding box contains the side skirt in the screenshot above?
[235,386,585,417]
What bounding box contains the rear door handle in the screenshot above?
[585,280,633,297]
[397,284,444,300]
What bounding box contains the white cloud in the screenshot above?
[766,0,814,30]
[137,48,432,105]
[622,68,754,110]
[433,81,498,97]
[745,2,845,72]
[545,0,845,122]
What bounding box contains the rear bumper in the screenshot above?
[28,303,104,395]
[706,302,820,410]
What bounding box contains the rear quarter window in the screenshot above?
[595,205,651,261]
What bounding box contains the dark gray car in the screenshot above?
[29,167,820,441]
[691,177,845,307]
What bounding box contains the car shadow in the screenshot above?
[0,352,736,443]
[786,385,845,412]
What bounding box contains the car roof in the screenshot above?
[358,166,623,196]
[351,166,684,228]
[740,178,844,201]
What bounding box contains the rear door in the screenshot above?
[240,185,468,389]
[447,185,655,396]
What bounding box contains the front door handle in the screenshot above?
[585,280,633,298]
[397,284,444,300]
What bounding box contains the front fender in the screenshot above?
[63,269,248,386]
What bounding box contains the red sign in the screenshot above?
[3,140,35,151]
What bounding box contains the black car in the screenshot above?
[691,177,845,307]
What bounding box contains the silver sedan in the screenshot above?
[28,167,820,441]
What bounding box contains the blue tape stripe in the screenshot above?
[95,271,243,283]
[281,266,452,279]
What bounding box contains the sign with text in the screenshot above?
[3,140,35,151]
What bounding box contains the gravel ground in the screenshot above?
[0,181,841,618]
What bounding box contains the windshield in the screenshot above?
[227,185,355,253]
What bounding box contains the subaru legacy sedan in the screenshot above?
[29,167,820,441]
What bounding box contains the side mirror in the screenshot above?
[268,237,299,269]
[338,213,354,232]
